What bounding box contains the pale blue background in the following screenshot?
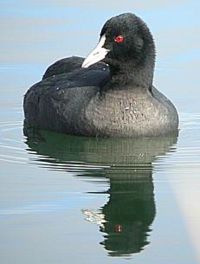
[0,1,200,264]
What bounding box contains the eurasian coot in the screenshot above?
[24,13,178,137]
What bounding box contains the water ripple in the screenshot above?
[0,112,200,177]
[0,120,28,164]
[153,113,200,176]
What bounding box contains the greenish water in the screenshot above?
[0,1,200,263]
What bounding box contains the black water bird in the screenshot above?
[24,13,178,137]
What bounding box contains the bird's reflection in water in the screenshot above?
[24,128,178,257]
[100,168,154,256]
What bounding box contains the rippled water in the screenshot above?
[1,1,200,264]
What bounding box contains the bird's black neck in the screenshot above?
[103,58,154,91]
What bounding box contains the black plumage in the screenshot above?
[24,13,178,137]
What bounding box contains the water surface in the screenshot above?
[0,1,200,263]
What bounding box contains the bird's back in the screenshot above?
[23,57,110,135]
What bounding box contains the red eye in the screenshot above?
[114,35,124,43]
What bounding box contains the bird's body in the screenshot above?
[24,13,178,137]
